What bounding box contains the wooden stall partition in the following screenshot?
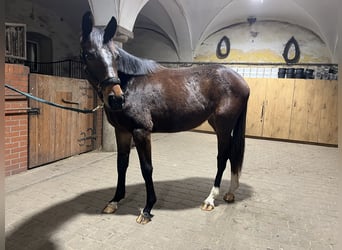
[245,78,267,137]
[317,80,338,144]
[192,77,338,145]
[289,79,322,142]
[262,79,294,139]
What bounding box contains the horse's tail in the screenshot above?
[230,102,248,173]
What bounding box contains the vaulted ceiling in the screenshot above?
[135,0,340,61]
[29,0,341,62]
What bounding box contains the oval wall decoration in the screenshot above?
[282,36,300,63]
[216,36,230,59]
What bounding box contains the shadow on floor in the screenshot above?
[6,177,253,249]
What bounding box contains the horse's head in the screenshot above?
[81,12,123,109]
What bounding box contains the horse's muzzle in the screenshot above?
[108,94,125,110]
[101,77,124,110]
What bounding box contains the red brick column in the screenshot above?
[5,64,29,176]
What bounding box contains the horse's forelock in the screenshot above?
[89,28,104,46]
[80,27,104,47]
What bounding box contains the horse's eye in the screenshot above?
[84,52,95,61]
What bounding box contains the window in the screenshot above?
[5,23,26,60]
[26,40,39,72]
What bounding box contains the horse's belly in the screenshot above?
[151,114,209,132]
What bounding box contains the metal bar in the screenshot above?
[5,84,99,114]
[158,61,338,67]
[62,98,80,105]
[5,107,33,111]
[17,59,338,80]
[5,107,40,115]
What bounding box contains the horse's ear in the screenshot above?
[82,11,94,42]
[103,16,117,43]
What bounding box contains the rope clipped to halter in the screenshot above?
[5,84,103,114]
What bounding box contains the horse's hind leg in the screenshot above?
[223,105,247,203]
[201,117,232,211]
[103,129,132,214]
[223,171,240,203]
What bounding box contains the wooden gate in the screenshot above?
[28,74,97,168]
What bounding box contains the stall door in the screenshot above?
[28,74,96,168]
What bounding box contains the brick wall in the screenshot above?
[5,64,29,176]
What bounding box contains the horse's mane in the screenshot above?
[117,47,161,76]
[86,26,160,76]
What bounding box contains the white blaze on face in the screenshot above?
[100,47,117,78]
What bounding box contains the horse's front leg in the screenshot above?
[103,128,132,214]
[132,129,156,224]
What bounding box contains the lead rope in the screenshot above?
[5,84,103,114]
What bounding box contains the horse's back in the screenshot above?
[182,64,250,105]
[169,64,249,98]
[115,64,249,132]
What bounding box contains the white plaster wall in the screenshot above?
[5,0,80,61]
[194,21,331,63]
[124,28,179,61]
[124,20,331,64]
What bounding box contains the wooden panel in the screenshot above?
[318,80,338,144]
[54,91,72,160]
[76,80,96,152]
[194,78,337,145]
[28,75,39,167]
[289,79,323,142]
[53,79,80,157]
[245,78,267,136]
[38,76,56,165]
[29,74,96,168]
[262,79,294,139]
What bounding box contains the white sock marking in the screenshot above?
[228,172,240,194]
[204,186,220,206]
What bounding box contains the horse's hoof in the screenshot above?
[223,192,235,203]
[136,212,152,224]
[200,202,215,211]
[102,202,118,214]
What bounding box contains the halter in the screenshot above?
[84,66,124,110]
[100,77,125,110]
[100,77,121,88]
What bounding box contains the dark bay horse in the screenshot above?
[81,12,250,224]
